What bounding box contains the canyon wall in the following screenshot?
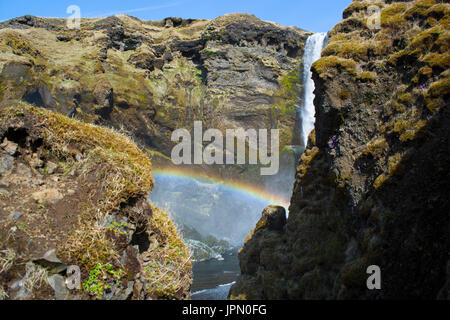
[0,13,313,257]
[231,0,450,299]
[0,14,310,185]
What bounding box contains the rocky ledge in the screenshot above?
[0,101,192,300]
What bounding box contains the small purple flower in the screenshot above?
[329,135,338,149]
[419,83,426,90]
[374,109,378,113]
[354,133,358,138]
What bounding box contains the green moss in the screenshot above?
[312,56,357,75]
[393,119,427,142]
[428,77,450,97]
[272,69,301,115]
[427,16,439,26]
[405,0,436,20]
[338,89,350,100]
[356,71,375,82]
[381,3,408,29]
[388,49,421,66]
[1,32,40,57]
[201,47,219,57]
[83,263,124,299]
[418,66,434,79]
[425,3,450,20]
[410,26,444,52]
[392,99,406,113]
[329,17,364,37]
[374,153,405,189]
[0,77,6,101]
[441,14,450,28]
[362,138,389,157]
[424,77,450,112]
[435,32,450,53]
[323,41,370,61]
[343,1,384,19]
[422,52,450,70]
[398,93,413,104]
[297,147,320,181]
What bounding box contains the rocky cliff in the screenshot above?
[0,101,192,300]
[0,13,313,253]
[0,14,310,187]
[231,0,449,299]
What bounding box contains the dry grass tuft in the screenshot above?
[143,205,192,299]
[23,263,49,293]
[0,249,16,275]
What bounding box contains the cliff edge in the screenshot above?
[0,101,192,300]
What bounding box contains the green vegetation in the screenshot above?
[107,221,128,236]
[83,263,124,299]
[426,3,450,20]
[404,0,436,20]
[272,69,301,115]
[338,89,351,100]
[393,119,427,142]
[381,3,408,29]
[362,138,389,157]
[0,77,6,101]
[343,1,384,19]
[1,31,40,57]
[297,147,320,182]
[422,52,450,70]
[374,153,404,190]
[312,56,357,75]
[0,102,192,299]
[356,71,375,82]
[424,77,450,111]
[323,41,370,61]
[398,93,413,104]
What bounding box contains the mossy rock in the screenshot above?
[312,56,357,76]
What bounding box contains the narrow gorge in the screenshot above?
[0,0,449,301]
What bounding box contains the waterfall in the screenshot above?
[300,32,328,147]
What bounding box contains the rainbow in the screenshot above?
[151,167,291,208]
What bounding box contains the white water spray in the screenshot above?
[300,32,328,147]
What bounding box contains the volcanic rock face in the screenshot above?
[0,14,310,181]
[231,0,449,300]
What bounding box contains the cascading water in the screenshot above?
[300,32,328,147]
[149,32,329,300]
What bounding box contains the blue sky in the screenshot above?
[0,0,352,33]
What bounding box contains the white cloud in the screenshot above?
[86,1,183,18]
